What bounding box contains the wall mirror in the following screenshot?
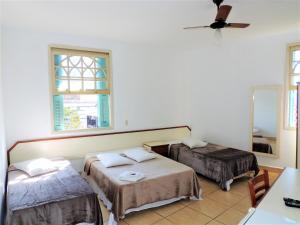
[250,86,282,157]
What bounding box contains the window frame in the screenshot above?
[49,45,114,133]
[284,42,300,130]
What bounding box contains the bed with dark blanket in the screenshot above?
[169,143,259,190]
[6,160,102,225]
[253,142,273,154]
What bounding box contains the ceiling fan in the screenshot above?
[184,0,250,30]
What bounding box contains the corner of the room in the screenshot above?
[0,6,8,223]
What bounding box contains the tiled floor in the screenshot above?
[100,170,280,225]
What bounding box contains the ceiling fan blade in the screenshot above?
[226,23,250,28]
[215,5,232,22]
[183,26,210,29]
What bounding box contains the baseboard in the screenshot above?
[259,165,284,173]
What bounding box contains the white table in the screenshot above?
[241,167,300,225]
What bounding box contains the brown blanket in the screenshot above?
[6,160,102,225]
[169,143,259,189]
[84,152,200,221]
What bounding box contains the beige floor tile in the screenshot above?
[198,176,219,188]
[257,170,280,183]
[154,201,186,217]
[232,196,252,214]
[179,198,193,206]
[166,207,212,225]
[207,190,244,207]
[118,221,128,225]
[206,220,225,225]
[153,219,175,225]
[269,172,279,185]
[124,210,163,225]
[202,185,219,197]
[198,177,220,196]
[188,197,229,218]
[215,208,246,225]
[229,181,250,197]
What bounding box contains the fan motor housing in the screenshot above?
[210,21,226,29]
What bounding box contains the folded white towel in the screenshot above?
[118,171,145,182]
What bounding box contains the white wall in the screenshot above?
[2,27,299,169]
[2,27,185,148]
[173,31,299,168]
[253,89,278,138]
[0,23,7,224]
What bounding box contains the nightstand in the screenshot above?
[143,141,170,157]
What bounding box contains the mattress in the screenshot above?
[6,160,102,225]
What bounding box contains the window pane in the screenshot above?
[82,57,94,68]
[96,69,106,78]
[290,75,300,86]
[54,54,67,66]
[292,50,300,61]
[292,62,300,74]
[96,81,108,90]
[69,56,81,67]
[95,57,106,68]
[83,68,94,78]
[64,95,99,130]
[53,94,111,131]
[70,80,82,91]
[55,67,68,77]
[84,81,95,90]
[69,68,81,77]
[56,80,68,92]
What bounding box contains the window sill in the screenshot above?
[283,126,296,131]
[51,126,114,134]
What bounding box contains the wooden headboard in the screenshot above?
[8,126,191,164]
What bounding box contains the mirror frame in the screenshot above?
[297,84,300,168]
[250,85,282,158]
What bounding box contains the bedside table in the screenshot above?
[143,141,170,157]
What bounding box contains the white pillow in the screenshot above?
[13,158,57,177]
[123,148,156,163]
[97,153,133,168]
[182,137,207,148]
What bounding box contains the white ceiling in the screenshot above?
[1,0,300,44]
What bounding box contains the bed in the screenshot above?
[169,143,259,191]
[252,136,274,154]
[6,159,102,225]
[252,142,273,154]
[83,149,201,225]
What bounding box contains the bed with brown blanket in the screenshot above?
[83,150,201,224]
[169,143,259,191]
[6,159,102,225]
